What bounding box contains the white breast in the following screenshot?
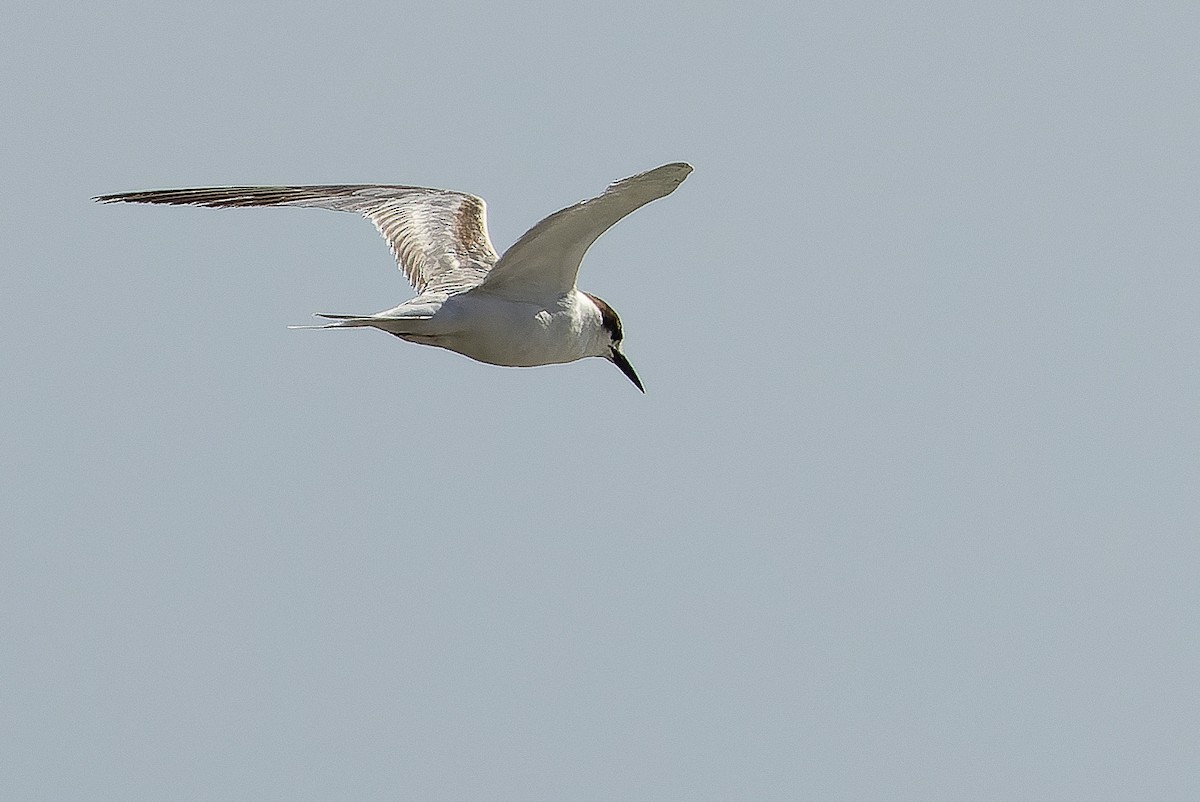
[422,290,604,367]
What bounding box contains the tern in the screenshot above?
[95,162,692,392]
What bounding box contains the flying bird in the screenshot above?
[95,162,693,392]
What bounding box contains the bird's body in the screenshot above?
[96,163,692,391]
[349,289,610,368]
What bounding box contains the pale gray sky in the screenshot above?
[3,2,1198,799]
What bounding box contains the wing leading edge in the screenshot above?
[477,162,692,302]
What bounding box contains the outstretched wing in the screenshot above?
[94,184,499,295]
[478,162,692,302]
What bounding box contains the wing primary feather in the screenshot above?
[95,184,500,293]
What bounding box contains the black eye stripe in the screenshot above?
[582,291,623,340]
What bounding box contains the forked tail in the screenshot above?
[287,313,433,332]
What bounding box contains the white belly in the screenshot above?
[404,291,596,367]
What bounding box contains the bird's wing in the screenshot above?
[477,162,692,301]
[94,184,499,295]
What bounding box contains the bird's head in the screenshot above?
[583,292,644,393]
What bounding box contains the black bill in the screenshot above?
[611,349,645,393]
